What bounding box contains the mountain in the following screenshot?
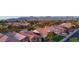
[1,16,79,21]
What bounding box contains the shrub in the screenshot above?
[53,35,65,42]
[69,37,79,42]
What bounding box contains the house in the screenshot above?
[35,26,51,37]
[12,22,29,28]
[0,33,8,42]
[59,23,72,29]
[33,30,40,34]
[6,32,28,42]
[20,30,28,33]
[5,32,20,42]
[19,31,41,42]
[50,26,66,35]
[14,33,26,41]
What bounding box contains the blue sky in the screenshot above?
[0,16,20,20]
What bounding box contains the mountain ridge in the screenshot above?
[1,16,79,21]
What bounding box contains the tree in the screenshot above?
[27,26,35,31]
[46,32,55,41]
[53,35,65,42]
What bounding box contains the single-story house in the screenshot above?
[59,23,72,29]
[0,33,8,42]
[19,31,41,42]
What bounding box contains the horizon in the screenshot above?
[0,16,21,20]
[0,16,79,20]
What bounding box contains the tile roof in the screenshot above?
[14,33,26,40]
[0,33,8,42]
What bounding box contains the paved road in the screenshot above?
[61,28,79,42]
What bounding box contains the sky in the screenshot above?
[0,16,20,20]
[0,16,79,20]
[0,16,45,20]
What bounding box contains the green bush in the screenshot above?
[69,37,79,42]
[53,35,66,42]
